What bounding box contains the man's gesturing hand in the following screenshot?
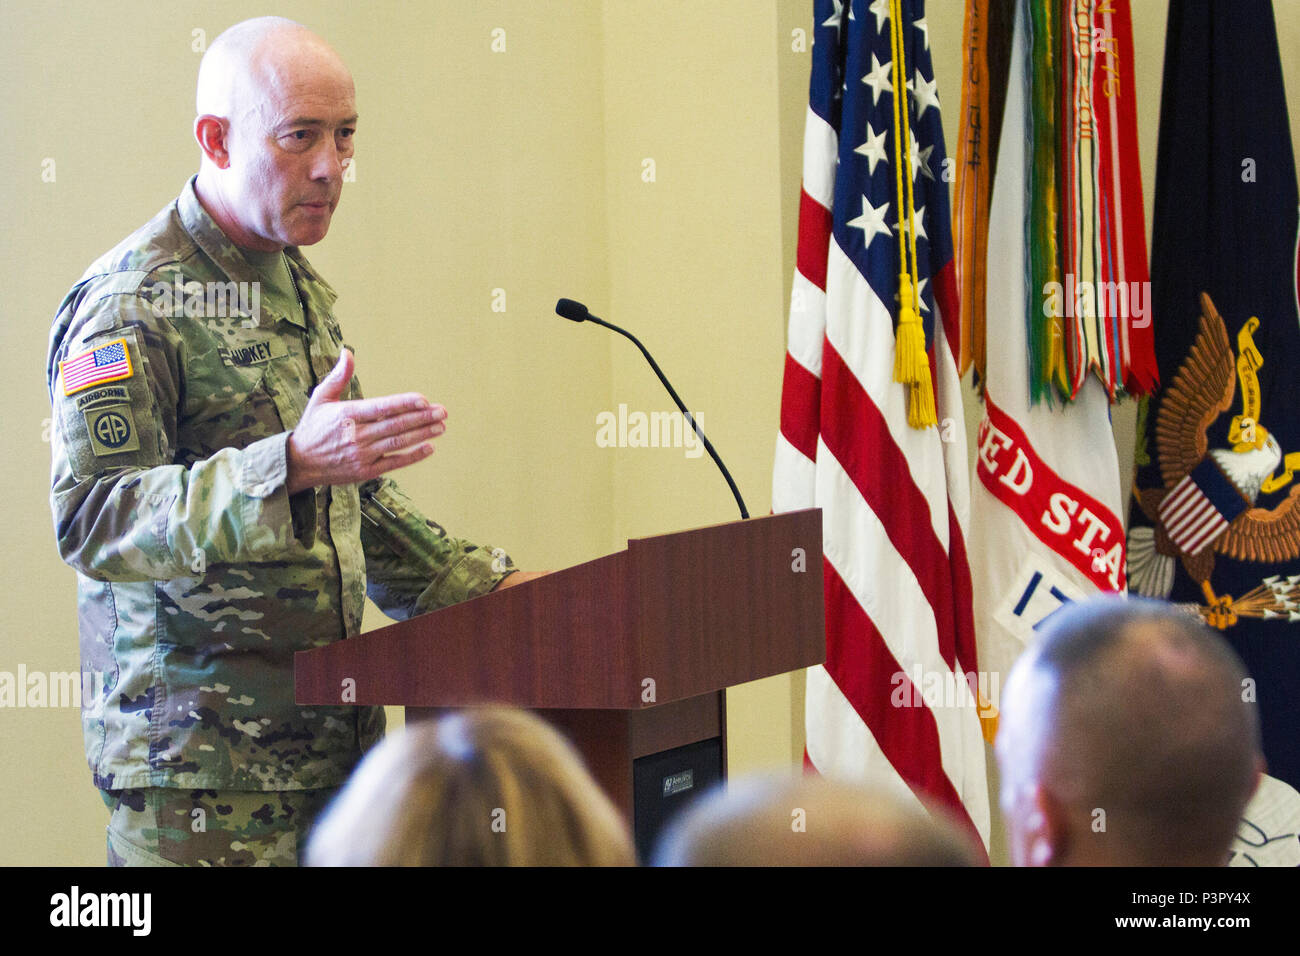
[285,349,445,494]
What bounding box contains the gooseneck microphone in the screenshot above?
[555,297,749,520]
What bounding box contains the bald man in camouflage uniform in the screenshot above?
[47,17,540,866]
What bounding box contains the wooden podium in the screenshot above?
[295,508,824,854]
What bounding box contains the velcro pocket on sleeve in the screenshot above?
[57,325,160,480]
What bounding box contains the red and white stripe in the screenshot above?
[1159,476,1229,555]
[774,111,991,854]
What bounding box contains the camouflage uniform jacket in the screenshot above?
[47,176,513,791]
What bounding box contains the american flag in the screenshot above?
[773,0,989,852]
[61,338,133,395]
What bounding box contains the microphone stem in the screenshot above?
[589,315,750,520]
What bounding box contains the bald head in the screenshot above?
[652,775,982,866]
[996,597,1262,866]
[193,18,356,251]
[197,18,350,125]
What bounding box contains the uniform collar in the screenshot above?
[177,176,337,330]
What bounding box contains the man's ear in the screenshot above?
[1023,783,1067,866]
[194,114,230,168]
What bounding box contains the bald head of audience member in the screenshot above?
[996,597,1263,866]
[652,775,983,866]
[193,16,356,251]
[305,706,636,866]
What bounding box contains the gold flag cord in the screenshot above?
[889,0,936,428]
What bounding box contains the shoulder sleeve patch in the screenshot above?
[54,325,159,481]
[83,405,140,456]
[60,338,134,396]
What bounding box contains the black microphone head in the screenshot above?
[555,298,590,323]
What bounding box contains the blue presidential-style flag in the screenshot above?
[1127,0,1300,795]
[774,0,989,851]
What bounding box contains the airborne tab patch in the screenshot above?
[75,385,131,410]
[61,338,134,396]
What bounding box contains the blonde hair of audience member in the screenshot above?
[652,774,982,866]
[306,706,635,866]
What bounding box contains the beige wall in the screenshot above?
[0,0,801,866]
[5,0,1300,866]
[599,1,802,781]
[3,0,617,866]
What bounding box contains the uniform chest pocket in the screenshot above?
[179,335,302,462]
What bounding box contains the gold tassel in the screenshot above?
[978,696,999,744]
[907,368,938,428]
[894,274,926,385]
[896,275,937,427]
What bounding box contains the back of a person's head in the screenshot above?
[997,596,1262,866]
[306,705,635,866]
[651,773,982,866]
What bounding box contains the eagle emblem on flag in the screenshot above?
[1130,292,1300,628]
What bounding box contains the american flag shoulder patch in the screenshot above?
[60,337,134,396]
